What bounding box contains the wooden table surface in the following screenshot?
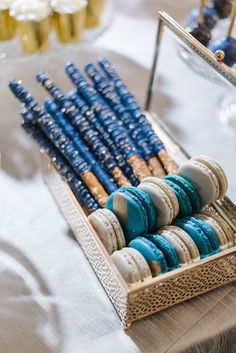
[1,1,236,352]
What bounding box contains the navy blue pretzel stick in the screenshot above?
[44,99,118,194]
[65,63,152,181]
[84,63,166,178]
[21,110,99,213]
[35,72,130,188]
[9,80,108,207]
[98,58,178,174]
[67,91,139,186]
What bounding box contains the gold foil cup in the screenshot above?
[17,17,50,53]
[53,8,86,43]
[0,9,16,41]
[85,0,104,28]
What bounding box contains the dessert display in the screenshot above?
[0,0,15,40]
[9,58,235,287]
[0,0,107,53]
[208,0,236,66]
[185,0,236,67]
[51,0,87,43]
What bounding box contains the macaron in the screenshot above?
[111,248,141,284]
[199,210,235,248]
[129,237,168,276]
[174,218,213,258]
[192,155,228,199]
[194,212,229,250]
[88,209,125,255]
[164,175,201,213]
[158,228,192,266]
[164,179,192,217]
[178,159,220,207]
[139,177,179,228]
[125,248,152,281]
[185,217,220,254]
[105,186,156,243]
[164,225,200,262]
[145,233,180,270]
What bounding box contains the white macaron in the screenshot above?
[111,247,151,284]
[192,155,228,199]
[165,225,200,262]
[178,159,220,207]
[159,228,192,266]
[139,177,179,228]
[88,209,125,255]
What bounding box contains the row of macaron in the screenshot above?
[89,208,235,284]
[104,155,228,243]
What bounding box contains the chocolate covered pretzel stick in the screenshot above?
[9,80,108,207]
[36,72,131,187]
[98,58,178,174]
[21,109,99,213]
[44,99,118,194]
[85,63,165,178]
[65,63,151,181]
[67,91,139,186]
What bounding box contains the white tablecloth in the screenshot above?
[1,1,236,352]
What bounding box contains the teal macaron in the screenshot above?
[185,217,220,254]
[164,179,192,217]
[129,237,168,276]
[164,175,201,213]
[105,186,156,243]
[145,234,180,271]
[174,219,213,258]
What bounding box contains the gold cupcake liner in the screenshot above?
[85,0,105,28]
[17,18,50,53]
[53,8,86,43]
[0,9,16,41]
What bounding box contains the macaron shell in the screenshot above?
[88,210,118,255]
[125,248,152,281]
[105,190,148,243]
[186,217,220,253]
[123,187,156,233]
[164,225,200,262]
[159,229,192,265]
[141,177,179,218]
[146,234,180,270]
[111,249,141,284]
[129,237,167,276]
[193,155,228,198]
[165,179,192,217]
[174,219,212,258]
[201,210,235,248]
[194,213,228,250]
[164,175,201,213]
[139,182,173,227]
[101,209,126,249]
[178,160,220,206]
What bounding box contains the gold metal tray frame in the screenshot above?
[42,12,236,328]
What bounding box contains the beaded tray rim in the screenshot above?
[42,112,236,328]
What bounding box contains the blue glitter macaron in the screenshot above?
[165,179,192,217]
[129,237,168,276]
[165,175,201,213]
[145,234,180,271]
[174,218,213,258]
[105,186,156,243]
